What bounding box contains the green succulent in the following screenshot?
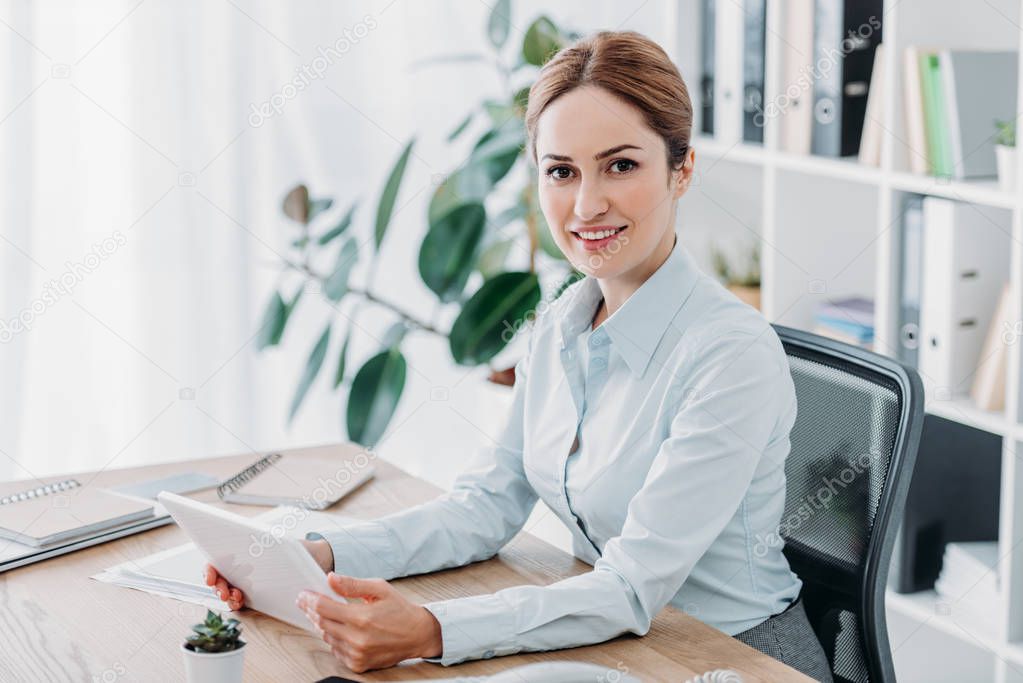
[184,610,245,654]
[995,119,1016,148]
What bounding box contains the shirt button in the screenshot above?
[592,357,606,368]
[483,649,495,659]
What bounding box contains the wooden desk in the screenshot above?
[0,446,813,682]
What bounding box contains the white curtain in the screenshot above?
[0,0,673,485]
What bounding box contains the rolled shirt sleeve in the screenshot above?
[420,333,791,665]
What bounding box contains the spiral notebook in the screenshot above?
[0,479,155,548]
[216,443,375,510]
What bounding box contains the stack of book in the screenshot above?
[934,541,999,633]
[699,0,884,158]
[813,297,874,348]
[902,47,1018,178]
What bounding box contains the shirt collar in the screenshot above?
[556,235,702,378]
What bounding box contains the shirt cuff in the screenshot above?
[304,520,403,579]
[421,594,519,666]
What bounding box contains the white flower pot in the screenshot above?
[181,642,246,683]
[996,144,1016,193]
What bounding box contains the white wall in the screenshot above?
[0,0,676,512]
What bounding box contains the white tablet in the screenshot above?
[157,491,339,632]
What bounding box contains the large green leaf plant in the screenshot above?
[259,5,583,447]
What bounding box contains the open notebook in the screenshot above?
[217,443,375,510]
[0,479,155,548]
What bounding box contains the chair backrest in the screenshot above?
[772,325,924,683]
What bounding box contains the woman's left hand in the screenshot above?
[297,572,443,673]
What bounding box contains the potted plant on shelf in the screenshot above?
[995,119,1016,192]
[710,241,761,310]
[181,609,246,683]
[257,3,584,448]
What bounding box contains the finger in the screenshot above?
[204,565,216,586]
[327,573,389,601]
[215,576,230,601]
[228,588,244,610]
[298,591,362,624]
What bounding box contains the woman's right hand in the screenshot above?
[203,539,335,611]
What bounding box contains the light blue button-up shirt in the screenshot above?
[311,235,802,666]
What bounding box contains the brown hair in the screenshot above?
[525,30,693,175]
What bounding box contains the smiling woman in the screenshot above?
[207,30,833,681]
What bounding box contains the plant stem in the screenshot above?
[283,259,445,336]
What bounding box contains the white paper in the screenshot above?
[91,506,355,609]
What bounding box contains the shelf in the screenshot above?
[772,149,884,185]
[693,135,1021,209]
[680,1,1023,678]
[925,396,1013,438]
[886,589,1002,655]
[888,171,1019,210]
[691,135,768,165]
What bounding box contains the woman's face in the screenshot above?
[534,85,693,282]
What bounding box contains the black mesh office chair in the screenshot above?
[773,325,924,683]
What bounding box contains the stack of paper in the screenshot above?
[813,297,875,348]
[935,541,999,630]
[92,505,354,609]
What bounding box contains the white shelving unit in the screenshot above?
[671,2,1023,681]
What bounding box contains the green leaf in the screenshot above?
[317,203,357,245]
[346,348,407,447]
[419,203,487,302]
[525,188,563,260]
[522,16,562,66]
[375,139,415,250]
[447,111,474,142]
[476,238,514,279]
[535,209,564,260]
[257,292,288,349]
[470,124,524,184]
[288,325,331,423]
[323,238,359,301]
[307,197,333,222]
[287,288,303,315]
[552,269,585,300]
[487,0,511,49]
[449,271,541,365]
[380,321,408,349]
[282,185,309,223]
[427,170,490,225]
[333,328,352,388]
[482,99,517,127]
[491,204,527,232]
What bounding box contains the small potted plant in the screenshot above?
[710,241,761,310]
[181,609,246,683]
[995,119,1016,192]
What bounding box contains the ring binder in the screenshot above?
[216,453,283,500]
[0,478,81,506]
